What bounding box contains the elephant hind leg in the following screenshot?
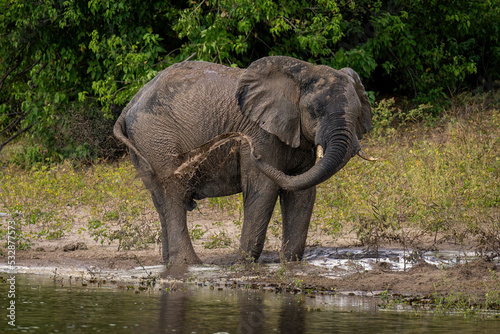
[280,187,316,261]
[151,188,170,264]
[130,150,200,265]
[150,181,201,265]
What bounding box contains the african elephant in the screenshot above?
[114,56,374,265]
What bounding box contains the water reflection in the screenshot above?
[237,291,306,334]
[157,285,306,333]
[0,274,499,333]
[238,292,266,333]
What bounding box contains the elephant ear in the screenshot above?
[236,56,310,148]
[340,68,372,134]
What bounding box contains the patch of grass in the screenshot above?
[0,160,158,249]
[203,231,232,249]
[208,195,242,215]
[189,224,205,241]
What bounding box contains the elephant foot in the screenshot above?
[282,252,303,262]
[281,246,305,262]
[238,248,262,263]
[168,252,202,266]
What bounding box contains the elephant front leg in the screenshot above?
[279,187,316,261]
[239,184,279,262]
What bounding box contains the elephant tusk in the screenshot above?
[316,145,324,160]
[357,149,378,161]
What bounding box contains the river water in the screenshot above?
[1,273,499,333]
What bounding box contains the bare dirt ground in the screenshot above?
[4,203,499,302]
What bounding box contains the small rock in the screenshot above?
[76,242,88,250]
[63,242,88,252]
[63,244,76,252]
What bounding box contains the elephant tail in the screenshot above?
[113,112,153,173]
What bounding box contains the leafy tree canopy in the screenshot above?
[0,0,498,164]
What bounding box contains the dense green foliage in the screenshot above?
[1,0,499,163]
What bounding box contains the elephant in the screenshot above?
[113,56,375,265]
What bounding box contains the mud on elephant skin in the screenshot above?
[114,56,376,265]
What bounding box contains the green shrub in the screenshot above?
[1,1,498,164]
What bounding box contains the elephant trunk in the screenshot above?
[250,122,357,192]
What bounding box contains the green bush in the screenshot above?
[0,0,176,164]
[0,0,498,164]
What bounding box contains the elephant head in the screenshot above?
[236,56,374,192]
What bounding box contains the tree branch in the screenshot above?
[0,58,23,91]
[0,123,35,153]
[0,116,23,137]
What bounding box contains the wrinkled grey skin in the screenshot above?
[114,56,372,265]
